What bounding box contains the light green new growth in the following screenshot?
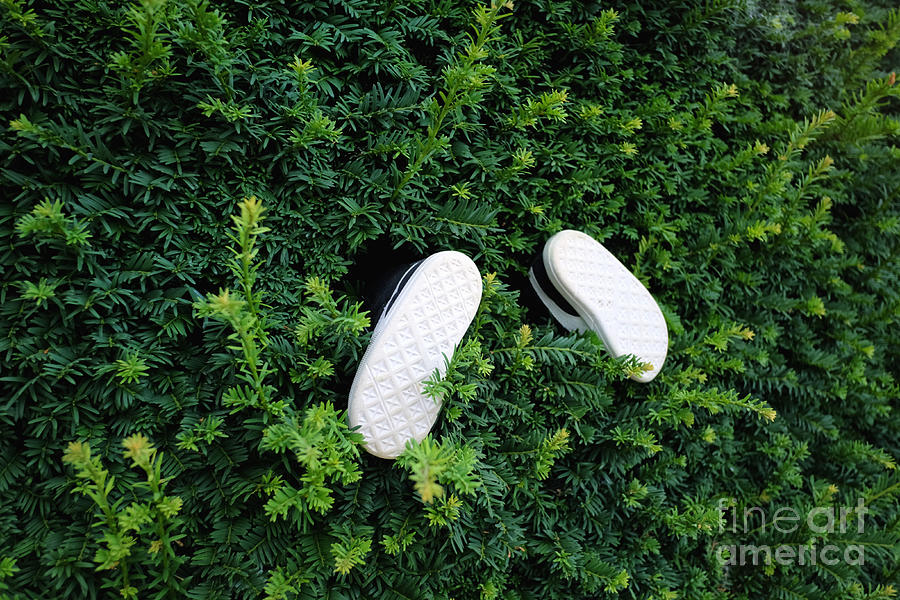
[331,530,373,575]
[393,1,513,199]
[62,434,185,599]
[15,198,92,246]
[261,402,364,520]
[194,199,364,525]
[193,196,281,417]
[398,436,482,506]
[109,0,175,100]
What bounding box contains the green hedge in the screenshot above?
[1,0,899,598]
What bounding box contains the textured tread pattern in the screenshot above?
[544,230,668,382]
[349,251,482,458]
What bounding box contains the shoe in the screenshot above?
[348,251,482,458]
[529,230,668,382]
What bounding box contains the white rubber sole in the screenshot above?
[348,251,482,459]
[540,230,668,383]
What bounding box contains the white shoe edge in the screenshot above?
[528,267,589,333]
[542,230,668,383]
[348,251,482,459]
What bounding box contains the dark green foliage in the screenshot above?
[1,0,898,598]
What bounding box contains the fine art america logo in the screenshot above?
[715,498,868,567]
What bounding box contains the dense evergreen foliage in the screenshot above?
[1,0,899,598]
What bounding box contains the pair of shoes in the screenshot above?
[348,230,669,459]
